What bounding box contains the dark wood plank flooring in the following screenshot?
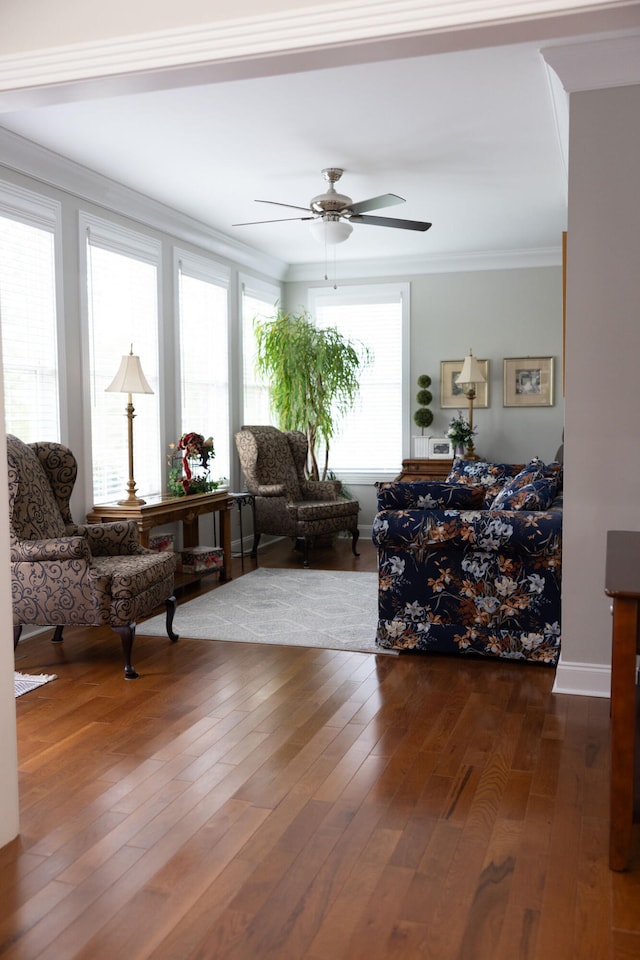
[4,536,640,959]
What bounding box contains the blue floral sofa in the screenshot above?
[372,458,563,665]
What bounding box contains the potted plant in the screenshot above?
[413,374,433,457]
[253,308,370,480]
[447,412,476,458]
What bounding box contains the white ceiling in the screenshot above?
[0,36,576,268]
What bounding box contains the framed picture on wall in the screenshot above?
[428,437,453,459]
[440,359,489,408]
[503,356,554,407]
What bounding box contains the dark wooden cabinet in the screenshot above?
[394,458,453,481]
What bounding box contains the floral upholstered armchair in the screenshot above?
[372,459,563,665]
[8,434,178,679]
[235,425,360,566]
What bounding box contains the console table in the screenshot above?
[395,458,454,481]
[86,490,234,581]
[605,529,640,870]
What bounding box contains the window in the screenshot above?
[177,252,230,484]
[241,276,280,427]
[83,214,161,503]
[0,182,61,442]
[308,283,409,482]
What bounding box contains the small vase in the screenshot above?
[455,443,465,458]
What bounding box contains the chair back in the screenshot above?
[6,434,67,540]
[236,425,305,501]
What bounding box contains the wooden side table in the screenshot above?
[605,529,640,870]
[86,490,234,581]
[394,458,453,481]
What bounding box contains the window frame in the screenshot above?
[79,210,163,505]
[307,282,410,485]
[174,247,232,486]
[0,178,67,443]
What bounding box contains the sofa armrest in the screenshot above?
[10,535,91,563]
[377,481,486,511]
[372,508,562,556]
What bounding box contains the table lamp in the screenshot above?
[106,345,153,505]
[455,349,486,460]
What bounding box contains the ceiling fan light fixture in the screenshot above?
[309,218,353,245]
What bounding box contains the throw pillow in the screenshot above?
[446,458,521,505]
[490,476,558,511]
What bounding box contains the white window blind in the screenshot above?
[0,185,61,443]
[241,277,279,427]
[309,284,408,482]
[85,217,161,503]
[178,254,230,484]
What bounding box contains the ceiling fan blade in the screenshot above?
[349,193,405,215]
[350,214,432,232]
[233,216,315,226]
[255,199,313,213]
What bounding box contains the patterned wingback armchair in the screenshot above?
[7,434,178,679]
[235,425,360,566]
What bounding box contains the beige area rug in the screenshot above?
[138,567,392,655]
[14,671,57,698]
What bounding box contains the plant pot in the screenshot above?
[413,435,430,458]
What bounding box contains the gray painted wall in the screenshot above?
[285,265,565,524]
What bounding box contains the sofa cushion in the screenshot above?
[377,480,485,511]
[446,458,521,506]
[490,476,558,511]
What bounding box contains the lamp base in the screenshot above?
[465,441,481,461]
[118,495,147,506]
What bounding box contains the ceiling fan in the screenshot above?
[233,167,432,244]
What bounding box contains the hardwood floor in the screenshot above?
[4,536,640,959]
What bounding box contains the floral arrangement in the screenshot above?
[447,412,476,450]
[168,432,221,497]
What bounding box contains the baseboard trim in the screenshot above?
[552,657,611,698]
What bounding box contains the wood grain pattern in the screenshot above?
[3,537,638,959]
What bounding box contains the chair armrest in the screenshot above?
[70,521,142,555]
[10,535,91,563]
[255,484,286,497]
[300,480,341,500]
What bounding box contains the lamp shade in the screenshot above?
[106,349,154,395]
[456,350,486,385]
[308,217,353,245]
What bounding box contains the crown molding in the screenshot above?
[284,245,563,281]
[0,0,635,94]
[0,127,288,281]
[542,29,640,90]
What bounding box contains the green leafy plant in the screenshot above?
[413,374,433,434]
[253,308,370,480]
[447,412,476,448]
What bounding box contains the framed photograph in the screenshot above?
[440,359,489,408]
[428,437,453,459]
[503,356,554,407]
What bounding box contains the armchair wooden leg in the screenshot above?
[13,625,21,650]
[113,623,139,680]
[303,537,310,567]
[166,596,179,642]
[351,529,360,558]
[51,626,64,643]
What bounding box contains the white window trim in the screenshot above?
[79,210,163,505]
[238,272,281,427]
[0,178,67,443]
[173,246,233,481]
[307,282,410,485]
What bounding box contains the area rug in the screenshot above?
[138,568,390,655]
[14,671,57,698]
